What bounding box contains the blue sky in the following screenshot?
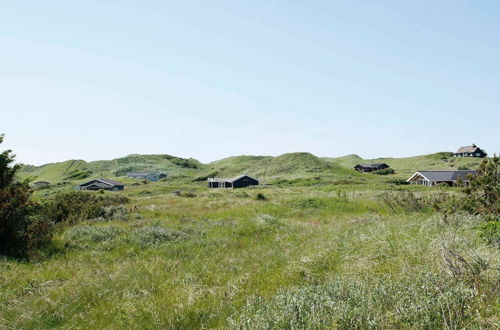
[1,0,499,165]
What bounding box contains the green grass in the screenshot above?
[1,181,499,328]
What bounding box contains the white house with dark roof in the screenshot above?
[75,178,126,191]
[407,170,476,187]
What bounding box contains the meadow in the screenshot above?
[1,152,499,329]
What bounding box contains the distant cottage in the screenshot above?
[354,163,389,173]
[208,175,259,189]
[454,144,487,158]
[407,170,476,187]
[127,172,166,182]
[75,178,125,191]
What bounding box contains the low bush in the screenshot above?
[45,191,129,224]
[255,193,267,201]
[386,178,409,185]
[130,226,188,247]
[91,205,142,222]
[372,167,395,175]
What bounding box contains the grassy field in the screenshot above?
[1,175,499,328]
[3,153,498,328]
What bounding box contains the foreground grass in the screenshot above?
[1,186,499,328]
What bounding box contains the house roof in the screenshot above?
[208,174,259,183]
[408,170,477,182]
[455,144,483,154]
[355,163,388,169]
[79,178,125,187]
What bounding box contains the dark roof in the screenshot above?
[409,170,476,182]
[355,163,388,169]
[33,181,50,185]
[79,178,125,187]
[208,174,259,183]
[455,144,484,154]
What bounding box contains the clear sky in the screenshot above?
[1,0,499,165]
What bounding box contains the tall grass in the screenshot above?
[0,186,498,328]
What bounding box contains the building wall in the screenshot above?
[233,177,259,188]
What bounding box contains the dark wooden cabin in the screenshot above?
[75,178,125,191]
[453,144,487,158]
[208,175,259,189]
[354,163,390,173]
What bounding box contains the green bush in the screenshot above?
[255,193,267,201]
[372,167,395,175]
[0,135,53,258]
[386,178,409,185]
[45,192,129,224]
[477,221,500,246]
[91,205,142,222]
[130,226,188,247]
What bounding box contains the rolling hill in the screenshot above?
[18,151,485,185]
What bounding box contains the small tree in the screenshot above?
[0,135,52,258]
[463,155,499,218]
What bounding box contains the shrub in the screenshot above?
[477,221,500,246]
[181,191,197,198]
[386,178,409,185]
[130,226,188,247]
[372,167,395,175]
[45,191,129,224]
[0,135,53,258]
[170,157,199,169]
[91,205,141,222]
[255,193,267,201]
[462,156,499,218]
